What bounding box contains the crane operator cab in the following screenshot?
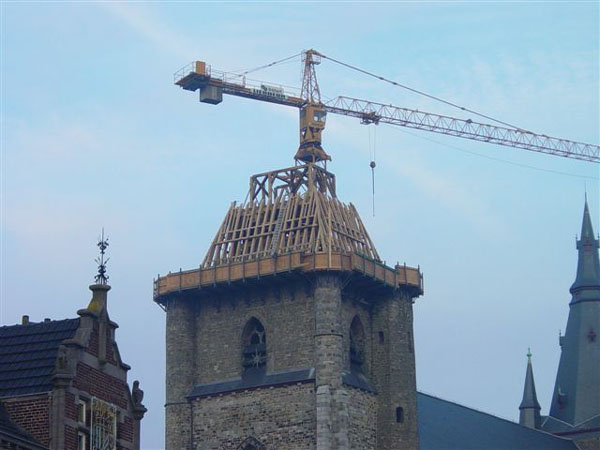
[296,104,331,163]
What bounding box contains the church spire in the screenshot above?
[549,199,600,425]
[570,197,600,296]
[519,348,541,429]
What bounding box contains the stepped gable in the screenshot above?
[0,319,79,398]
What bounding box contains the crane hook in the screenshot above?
[370,160,376,216]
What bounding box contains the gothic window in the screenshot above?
[242,318,267,374]
[236,436,266,450]
[350,316,365,374]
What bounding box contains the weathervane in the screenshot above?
[94,228,110,285]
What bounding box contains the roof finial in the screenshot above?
[527,347,532,362]
[94,228,110,285]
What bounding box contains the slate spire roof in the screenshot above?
[520,349,541,410]
[549,199,600,426]
[570,197,600,295]
[519,349,542,429]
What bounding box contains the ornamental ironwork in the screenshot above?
[90,397,117,450]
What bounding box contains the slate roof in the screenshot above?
[541,414,600,439]
[417,392,579,450]
[187,367,377,400]
[188,368,315,399]
[0,319,79,398]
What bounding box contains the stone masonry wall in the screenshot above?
[371,290,419,450]
[341,295,372,377]
[314,275,350,450]
[191,382,316,450]
[165,273,418,450]
[166,281,315,450]
[347,387,377,450]
[165,296,195,450]
[195,282,315,384]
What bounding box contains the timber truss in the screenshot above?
[202,164,380,268]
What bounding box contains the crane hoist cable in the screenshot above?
[318,52,528,132]
[230,52,302,77]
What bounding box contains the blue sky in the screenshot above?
[1,2,598,449]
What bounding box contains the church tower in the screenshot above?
[155,162,423,450]
[549,198,600,426]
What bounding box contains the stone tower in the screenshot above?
[155,163,423,450]
[549,199,600,425]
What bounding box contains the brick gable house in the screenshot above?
[0,283,146,450]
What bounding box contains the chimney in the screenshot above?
[21,315,29,325]
[44,318,51,323]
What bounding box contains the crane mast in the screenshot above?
[174,50,600,164]
[297,50,329,163]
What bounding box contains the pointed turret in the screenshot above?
[519,349,541,429]
[549,199,600,425]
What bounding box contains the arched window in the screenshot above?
[236,436,266,450]
[396,406,404,423]
[349,316,365,374]
[242,318,266,375]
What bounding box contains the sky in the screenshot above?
[1,2,598,449]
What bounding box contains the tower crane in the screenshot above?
[174,49,600,164]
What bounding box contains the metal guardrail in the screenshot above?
[153,251,423,301]
[174,62,199,84]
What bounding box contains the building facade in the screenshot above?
[0,283,147,450]
[155,163,423,450]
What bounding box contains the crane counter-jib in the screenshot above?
[175,61,304,108]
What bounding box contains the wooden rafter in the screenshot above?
[202,164,379,268]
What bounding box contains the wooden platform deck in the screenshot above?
[153,251,423,302]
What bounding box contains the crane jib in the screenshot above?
[323,100,600,164]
